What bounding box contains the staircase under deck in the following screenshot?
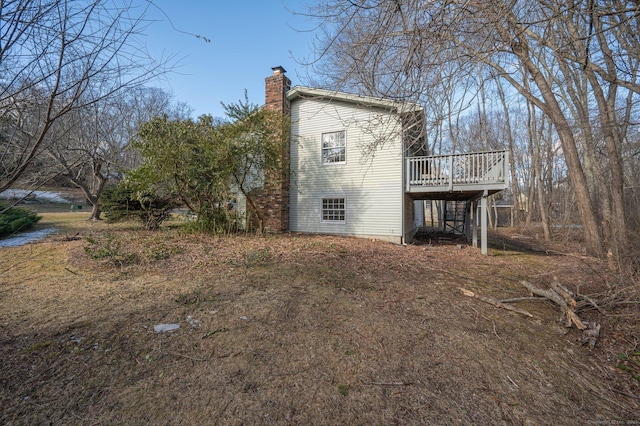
[405,150,509,254]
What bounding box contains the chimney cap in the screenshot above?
[272,66,287,75]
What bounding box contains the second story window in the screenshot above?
[322,130,346,164]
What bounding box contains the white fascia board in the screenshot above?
[286,86,423,114]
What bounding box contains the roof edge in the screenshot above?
[286,86,423,113]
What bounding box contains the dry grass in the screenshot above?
[1,213,638,425]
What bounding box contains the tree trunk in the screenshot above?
[495,79,520,222]
[524,82,536,229]
[526,167,536,228]
[513,42,603,255]
[534,119,551,241]
[89,199,101,221]
[535,162,551,241]
[586,72,627,257]
[525,92,551,241]
[591,10,629,256]
[555,56,613,250]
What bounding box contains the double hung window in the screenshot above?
[321,130,346,164]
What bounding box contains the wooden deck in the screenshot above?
[404,150,509,254]
[405,150,508,200]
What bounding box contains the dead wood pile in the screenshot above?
[461,276,602,349]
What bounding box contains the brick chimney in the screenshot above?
[251,66,291,232]
[265,66,291,114]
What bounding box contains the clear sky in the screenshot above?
[141,1,318,119]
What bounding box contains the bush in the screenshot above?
[181,204,239,235]
[0,203,41,238]
[100,185,177,230]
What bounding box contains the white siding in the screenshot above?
[289,98,404,242]
[403,195,421,243]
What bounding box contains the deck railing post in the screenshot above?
[405,157,410,191]
[503,150,508,181]
[448,155,454,191]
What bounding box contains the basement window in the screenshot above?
[321,130,346,164]
[322,198,346,222]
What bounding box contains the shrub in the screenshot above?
[0,203,41,238]
[181,203,239,236]
[100,185,177,230]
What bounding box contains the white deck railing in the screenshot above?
[406,150,508,191]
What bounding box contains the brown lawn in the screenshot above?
[0,213,638,425]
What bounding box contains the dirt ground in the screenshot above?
[1,213,639,425]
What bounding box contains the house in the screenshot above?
[247,66,508,254]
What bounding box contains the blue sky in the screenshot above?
[141,1,318,119]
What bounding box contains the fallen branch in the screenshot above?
[551,277,577,307]
[520,280,586,330]
[500,296,547,304]
[520,280,566,307]
[460,288,534,318]
[519,278,602,314]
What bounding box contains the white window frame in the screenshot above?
[321,197,346,223]
[321,130,346,165]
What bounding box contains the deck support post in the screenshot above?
[465,202,471,243]
[481,190,488,255]
[471,201,478,248]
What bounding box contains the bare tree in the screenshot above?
[0,0,173,194]
[44,86,182,220]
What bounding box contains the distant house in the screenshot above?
[244,66,508,253]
